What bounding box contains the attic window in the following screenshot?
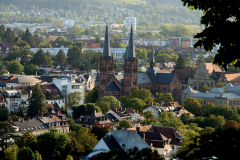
[122,144,126,147]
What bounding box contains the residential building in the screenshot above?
[6,76,41,88]
[82,48,126,59]
[87,130,151,159]
[99,25,181,103]
[30,48,69,55]
[129,125,185,156]
[74,110,112,130]
[124,17,137,31]
[53,78,85,105]
[0,42,15,57]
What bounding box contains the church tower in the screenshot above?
[99,24,114,85]
[124,25,138,86]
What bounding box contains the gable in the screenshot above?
[156,73,176,84]
[104,81,120,91]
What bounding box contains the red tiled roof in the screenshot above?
[172,69,195,80]
[205,63,222,76]
[40,83,61,95]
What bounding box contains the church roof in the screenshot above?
[127,25,135,59]
[205,63,222,76]
[209,88,225,93]
[138,72,152,84]
[104,81,120,91]
[187,92,240,99]
[156,73,176,84]
[150,49,154,63]
[225,84,240,91]
[103,25,111,58]
[225,82,233,89]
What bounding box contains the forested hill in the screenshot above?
[1,0,186,10]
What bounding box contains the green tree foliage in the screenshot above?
[155,53,178,63]
[56,49,66,65]
[119,96,128,104]
[33,151,42,160]
[85,87,98,103]
[24,64,39,75]
[190,115,226,129]
[95,96,121,109]
[177,129,240,160]
[96,101,110,113]
[175,54,185,69]
[159,112,184,128]
[21,28,35,47]
[125,98,144,111]
[181,0,240,69]
[27,83,47,115]
[138,68,145,72]
[36,129,71,160]
[180,112,191,125]
[4,144,18,160]
[160,24,191,38]
[201,84,210,92]
[17,147,34,160]
[135,48,148,60]
[15,130,36,149]
[7,60,24,74]
[82,50,102,71]
[15,40,30,48]
[2,28,17,43]
[203,103,240,122]
[214,84,225,88]
[95,36,101,43]
[30,49,52,67]
[0,24,6,39]
[91,123,110,140]
[12,115,23,121]
[203,102,215,110]
[55,36,67,41]
[65,155,73,160]
[17,108,25,119]
[141,110,159,126]
[155,93,174,104]
[72,104,101,119]
[116,119,133,130]
[67,46,82,68]
[0,105,9,122]
[128,87,154,105]
[67,91,83,108]
[222,120,239,131]
[5,46,34,61]
[183,97,202,117]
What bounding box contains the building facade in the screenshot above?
[98,25,182,103]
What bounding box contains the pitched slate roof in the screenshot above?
[104,81,120,91]
[225,82,233,89]
[183,86,197,93]
[209,88,225,93]
[225,85,240,91]
[172,69,194,80]
[103,135,123,151]
[12,119,44,130]
[138,72,152,84]
[156,73,176,84]
[187,92,240,99]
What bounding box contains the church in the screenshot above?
[98,25,182,103]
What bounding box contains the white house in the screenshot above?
[30,48,69,55]
[82,48,126,59]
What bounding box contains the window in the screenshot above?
[172,146,174,150]
[122,144,126,147]
[63,129,64,133]
[66,129,67,133]
[72,85,80,89]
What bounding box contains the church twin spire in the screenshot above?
[103,24,111,58]
[127,24,135,59]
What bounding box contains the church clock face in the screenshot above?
[172,89,178,99]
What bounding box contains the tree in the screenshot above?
[33,151,42,160]
[85,87,98,103]
[95,36,101,43]
[65,155,73,160]
[181,0,240,69]
[67,91,83,108]
[128,87,154,104]
[12,115,23,122]
[36,129,71,160]
[17,108,25,119]
[141,110,158,125]
[95,96,121,109]
[55,36,67,41]
[2,28,17,43]
[119,96,127,104]
[177,129,240,160]
[203,102,215,110]
[24,64,39,75]
[7,60,24,74]
[180,112,191,125]
[203,103,240,122]
[20,55,30,65]
[27,83,47,115]
[4,144,18,160]
[72,104,101,119]
[0,105,9,122]
[67,46,82,68]
[29,49,49,66]
[21,28,35,47]
[56,49,66,65]
[155,93,174,104]
[17,147,34,160]
[175,54,185,69]
[222,120,239,131]
[91,123,110,140]
[184,97,202,117]
[138,68,145,72]
[116,119,133,130]
[15,40,30,48]
[201,84,210,92]
[159,112,184,128]
[125,98,144,111]
[0,24,6,39]
[96,101,110,113]
[215,84,225,88]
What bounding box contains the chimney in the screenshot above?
[115,108,117,112]
[136,110,138,114]
[151,101,153,106]
[22,118,24,122]
[57,111,60,117]
[9,118,12,122]
[120,107,122,111]
[94,110,96,115]
[143,133,145,141]
[136,126,140,133]
[28,118,30,121]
